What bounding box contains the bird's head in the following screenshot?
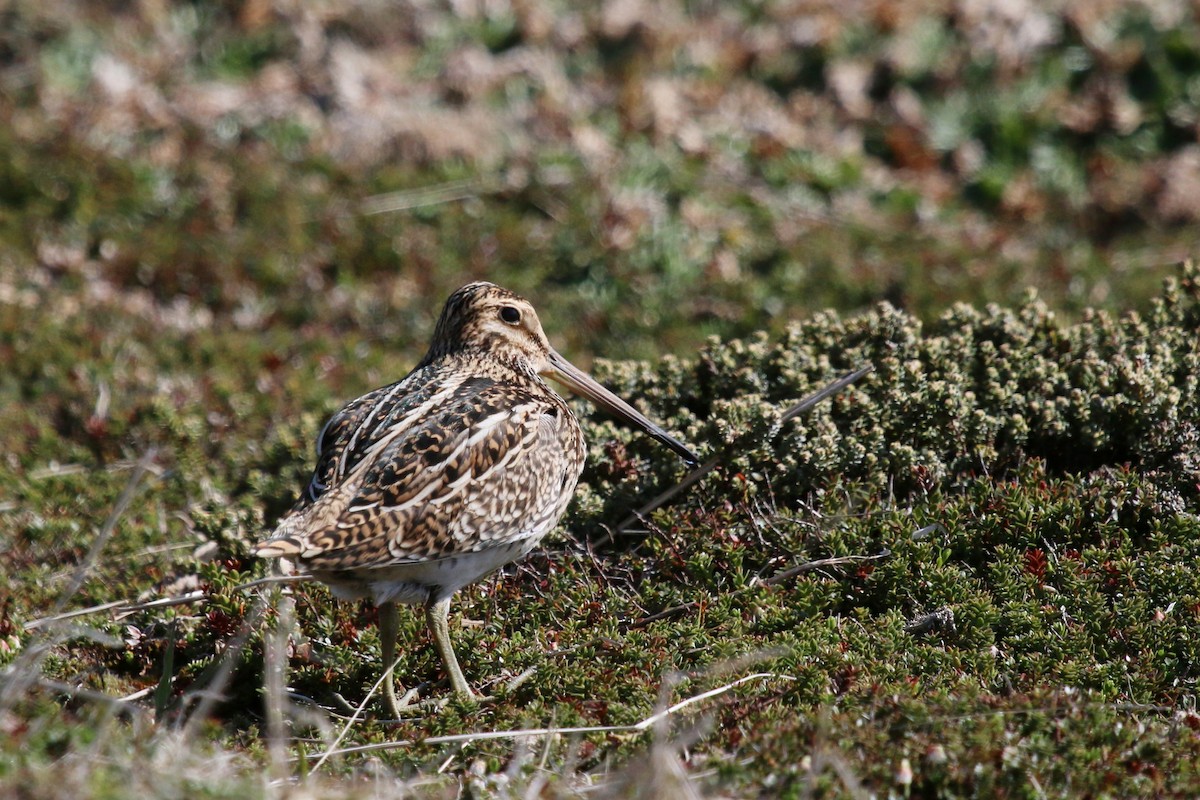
[422,281,699,466]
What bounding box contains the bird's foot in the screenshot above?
[381,680,423,719]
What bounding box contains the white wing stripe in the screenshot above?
[348,382,404,454]
[337,377,465,480]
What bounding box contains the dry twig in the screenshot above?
[616,364,874,534]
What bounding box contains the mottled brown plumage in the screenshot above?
[254,282,697,711]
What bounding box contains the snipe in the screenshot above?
[254,281,697,713]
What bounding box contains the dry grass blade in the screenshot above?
[616,365,874,533]
[631,672,792,732]
[303,672,792,763]
[359,178,493,216]
[0,448,157,711]
[262,588,293,791]
[759,549,891,586]
[32,677,148,716]
[53,447,159,617]
[23,576,309,631]
[23,600,132,631]
[178,595,267,739]
[309,657,412,773]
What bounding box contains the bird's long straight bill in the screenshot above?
[545,351,700,466]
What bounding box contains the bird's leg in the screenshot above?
[426,595,475,699]
[378,600,412,717]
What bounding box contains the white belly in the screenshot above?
[311,536,540,606]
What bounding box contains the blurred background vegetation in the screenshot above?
[4,0,1198,362]
[2,0,1199,796]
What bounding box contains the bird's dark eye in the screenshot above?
[499,306,521,324]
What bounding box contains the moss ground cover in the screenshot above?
[2,267,1197,797]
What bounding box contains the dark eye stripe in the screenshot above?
[500,306,521,324]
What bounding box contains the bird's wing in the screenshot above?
[256,378,571,569]
[287,368,456,514]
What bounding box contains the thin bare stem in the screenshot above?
[759,549,892,586]
[615,365,873,533]
[263,588,293,792]
[178,596,267,739]
[359,178,494,216]
[625,549,891,629]
[309,658,404,773]
[54,448,159,617]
